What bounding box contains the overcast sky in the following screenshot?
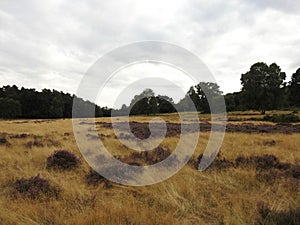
[1,0,300,108]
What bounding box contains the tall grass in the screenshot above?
[0,113,299,225]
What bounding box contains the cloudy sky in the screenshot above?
[1,0,300,108]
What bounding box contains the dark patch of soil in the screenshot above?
[94,121,300,138]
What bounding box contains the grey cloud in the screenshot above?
[248,0,300,14]
[0,0,299,103]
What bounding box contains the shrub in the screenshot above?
[24,140,44,148]
[85,169,107,185]
[236,154,300,180]
[285,164,300,179]
[129,146,172,165]
[255,169,284,184]
[263,113,300,123]
[0,138,8,144]
[0,137,11,147]
[235,154,279,170]
[197,153,234,170]
[13,175,60,199]
[262,139,276,146]
[46,150,81,170]
[85,169,112,188]
[10,133,29,139]
[256,201,300,225]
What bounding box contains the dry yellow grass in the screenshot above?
[0,113,299,225]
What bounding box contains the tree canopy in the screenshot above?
[240,62,286,114]
[0,85,111,119]
[290,68,300,107]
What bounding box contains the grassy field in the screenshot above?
[0,111,299,225]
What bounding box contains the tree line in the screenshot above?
[0,62,299,119]
[0,86,111,119]
[114,63,300,115]
[225,63,300,114]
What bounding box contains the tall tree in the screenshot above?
[289,68,300,107]
[177,82,222,113]
[0,97,21,118]
[129,89,158,115]
[241,62,286,114]
[195,82,223,113]
[224,92,246,111]
[177,86,201,112]
[156,95,176,113]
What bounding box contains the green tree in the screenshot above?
[129,89,158,115]
[156,95,176,113]
[49,96,64,118]
[0,97,21,118]
[241,62,286,114]
[289,68,300,107]
[195,82,223,113]
[177,87,200,112]
[177,82,222,113]
[224,92,246,111]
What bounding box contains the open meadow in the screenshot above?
[0,111,299,225]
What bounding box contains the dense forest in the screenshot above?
[0,87,111,119]
[0,62,299,119]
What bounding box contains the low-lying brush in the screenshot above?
[257,201,300,225]
[235,154,279,170]
[263,113,300,123]
[262,139,276,146]
[85,169,113,188]
[13,175,60,199]
[0,133,11,146]
[46,150,81,170]
[190,153,300,182]
[9,133,29,139]
[235,154,300,181]
[255,169,285,184]
[25,140,44,148]
[24,136,61,148]
[195,153,234,170]
[0,137,10,146]
[124,146,172,165]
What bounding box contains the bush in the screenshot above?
[197,153,234,170]
[285,164,300,179]
[10,133,29,139]
[236,154,300,180]
[255,169,285,184]
[85,169,107,186]
[25,140,44,148]
[85,169,113,188]
[13,175,60,199]
[263,113,300,123]
[0,97,21,119]
[0,138,8,144]
[235,154,279,170]
[0,137,11,147]
[257,201,300,225]
[129,146,172,165]
[46,150,81,170]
